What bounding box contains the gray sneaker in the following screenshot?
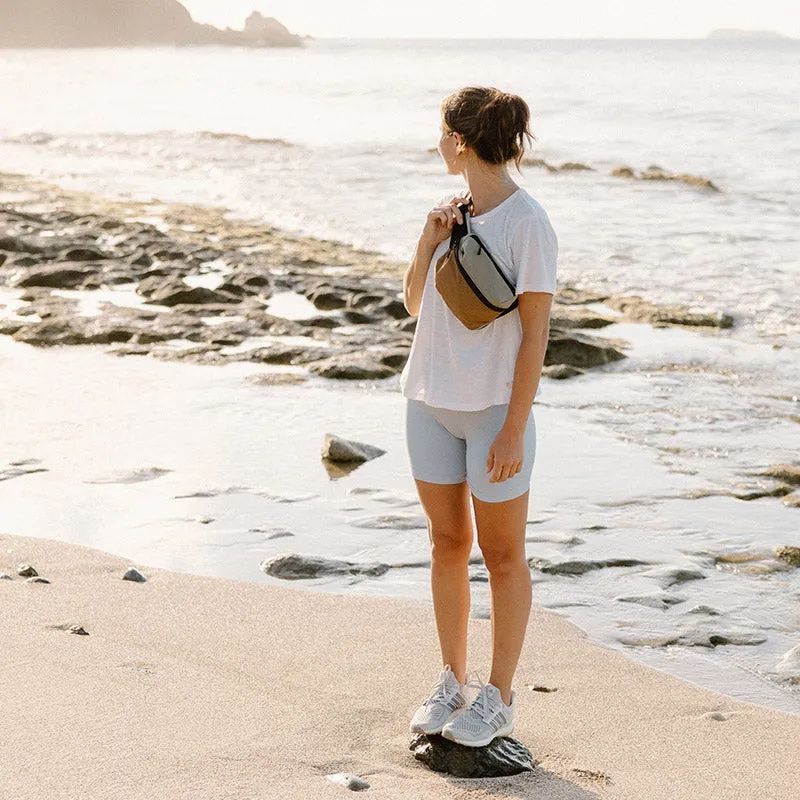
[409,664,468,735]
[440,672,515,747]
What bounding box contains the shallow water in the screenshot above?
[1,36,799,715]
[1,332,798,715]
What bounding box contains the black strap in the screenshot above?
[448,200,472,250]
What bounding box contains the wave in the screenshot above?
[197,131,295,148]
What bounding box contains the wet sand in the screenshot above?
[2,531,799,799]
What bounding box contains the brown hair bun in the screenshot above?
[441,86,534,169]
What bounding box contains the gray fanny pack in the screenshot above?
[455,209,518,313]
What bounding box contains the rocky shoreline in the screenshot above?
[0,175,734,384]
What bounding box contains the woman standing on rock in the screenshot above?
[400,86,558,747]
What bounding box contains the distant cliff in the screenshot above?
[706,28,791,40]
[0,1,303,48]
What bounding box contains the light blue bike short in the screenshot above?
[404,397,536,503]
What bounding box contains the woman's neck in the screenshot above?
[462,162,519,217]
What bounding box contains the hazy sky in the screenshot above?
[182,0,799,39]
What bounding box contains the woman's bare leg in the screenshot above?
[472,489,531,705]
[414,478,474,685]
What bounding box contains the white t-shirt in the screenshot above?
[399,186,558,411]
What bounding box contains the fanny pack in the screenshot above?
[434,201,518,330]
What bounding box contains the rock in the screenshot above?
[25,576,52,584]
[85,467,172,485]
[61,247,109,262]
[11,264,101,289]
[378,348,410,370]
[604,295,733,328]
[1,459,48,482]
[376,297,410,319]
[759,464,800,485]
[557,161,594,171]
[550,306,615,329]
[638,566,707,588]
[544,331,627,368]
[555,286,609,305]
[259,553,390,580]
[409,732,535,778]
[341,309,375,324]
[0,573,13,580]
[17,563,39,577]
[307,357,396,380]
[349,513,427,530]
[68,625,89,635]
[611,166,636,179]
[527,557,649,575]
[774,643,800,684]
[321,433,386,463]
[614,592,687,610]
[308,290,348,311]
[774,546,800,568]
[0,1,303,48]
[300,316,340,329]
[782,493,800,508]
[542,364,584,380]
[244,372,308,386]
[324,772,370,791]
[122,567,148,582]
[617,621,767,648]
[149,282,241,307]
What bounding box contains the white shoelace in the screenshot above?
[423,669,461,708]
[464,672,493,723]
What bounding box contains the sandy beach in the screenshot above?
[2,531,799,799]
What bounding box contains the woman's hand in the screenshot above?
[420,194,470,246]
[486,427,524,483]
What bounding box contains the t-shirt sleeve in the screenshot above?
[510,209,558,295]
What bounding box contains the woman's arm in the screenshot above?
[486,291,553,482]
[403,197,468,317]
[402,236,439,317]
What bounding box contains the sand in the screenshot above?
[1,532,798,800]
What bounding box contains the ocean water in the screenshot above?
[1,38,799,713]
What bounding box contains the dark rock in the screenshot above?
[68,625,89,635]
[775,546,800,568]
[393,316,417,333]
[638,566,707,588]
[1,459,48,482]
[309,290,348,310]
[17,563,39,578]
[376,297,410,319]
[542,364,584,380]
[122,567,147,582]
[61,247,109,262]
[550,306,615,329]
[0,234,44,253]
[11,264,100,289]
[149,282,241,307]
[614,592,687,610]
[307,357,396,380]
[348,292,386,309]
[759,464,800,485]
[300,315,341,329]
[321,433,386,463]
[259,553,390,579]
[378,348,410,370]
[341,309,375,324]
[544,331,627,368]
[604,295,733,329]
[555,286,609,305]
[409,732,535,778]
[528,557,649,575]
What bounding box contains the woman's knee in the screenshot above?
[480,546,528,575]
[430,523,473,563]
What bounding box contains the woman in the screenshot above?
[399,86,558,747]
